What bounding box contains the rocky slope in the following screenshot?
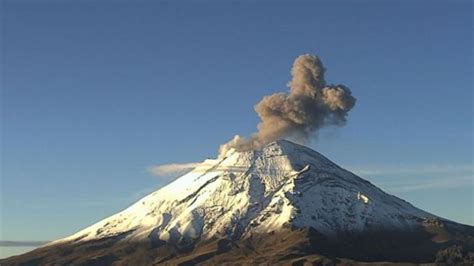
[2,140,473,265]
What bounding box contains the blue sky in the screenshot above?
[1,0,472,256]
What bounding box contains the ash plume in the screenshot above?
[219,54,356,155]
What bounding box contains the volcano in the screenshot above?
[2,140,473,265]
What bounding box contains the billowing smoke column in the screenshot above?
[219,54,356,155]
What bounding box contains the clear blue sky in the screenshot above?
[1,0,472,251]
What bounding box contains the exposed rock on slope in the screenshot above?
[2,140,473,265]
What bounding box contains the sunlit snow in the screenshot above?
[47,140,436,247]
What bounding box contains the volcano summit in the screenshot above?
[2,140,473,265]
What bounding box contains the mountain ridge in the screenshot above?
[2,140,473,265]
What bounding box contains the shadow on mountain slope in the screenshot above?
[2,220,473,265]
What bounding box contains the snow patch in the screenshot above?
[357,192,369,204]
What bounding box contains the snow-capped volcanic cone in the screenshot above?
[3,140,473,265]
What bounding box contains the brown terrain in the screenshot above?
[2,218,473,265]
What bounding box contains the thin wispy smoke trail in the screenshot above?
[148,162,201,177]
[220,54,356,155]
